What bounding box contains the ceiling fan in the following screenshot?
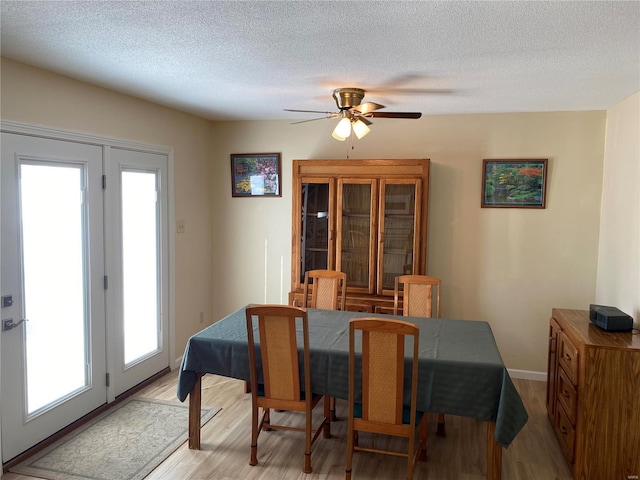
[284,87,422,141]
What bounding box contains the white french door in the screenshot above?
[105,148,169,395]
[1,132,170,462]
[1,134,107,461]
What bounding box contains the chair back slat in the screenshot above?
[258,313,300,400]
[315,276,338,309]
[362,329,404,424]
[406,283,432,318]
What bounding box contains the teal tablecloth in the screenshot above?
[177,306,528,448]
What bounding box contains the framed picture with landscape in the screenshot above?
[231,153,282,197]
[481,159,548,208]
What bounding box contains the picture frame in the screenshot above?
[481,159,548,208]
[230,153,282,197]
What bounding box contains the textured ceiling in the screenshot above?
[1,1,639,121]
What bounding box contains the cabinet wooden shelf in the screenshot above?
[289,159,430,313]
[546,308,640,480]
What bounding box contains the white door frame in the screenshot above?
[0,120,175,452]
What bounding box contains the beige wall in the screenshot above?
[1,58,215,357]
[2,57,609,373]
[597,92,640,323]
[211,111,606,372]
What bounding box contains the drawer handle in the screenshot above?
[562,389,570,398]
[560,426,568,435]
[564,353,572,361]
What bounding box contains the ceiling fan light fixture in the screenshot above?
[332,117,351,141]
[352,119,370,139]
[288,87,423,141]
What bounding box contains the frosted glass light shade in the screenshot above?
[352,119,370,139]
[332,117,352,141]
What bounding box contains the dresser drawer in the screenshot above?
[557,367,578,425]
[558,332,579,384]
[555,403,576,464]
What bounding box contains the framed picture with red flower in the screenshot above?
[231,153,282,197]
[481,159,548,208]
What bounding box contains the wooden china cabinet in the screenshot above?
[288,159,430,313]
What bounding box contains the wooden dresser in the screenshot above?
[546,308,640,480]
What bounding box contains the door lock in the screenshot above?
[1,295,13,308]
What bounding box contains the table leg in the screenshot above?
[486,421,502,480]
[188,372,202,449]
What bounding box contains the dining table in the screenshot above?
[177,305,528,480]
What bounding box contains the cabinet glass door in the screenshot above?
[299,180,333,284]
[337,180,376,293]
[378,180,421,293]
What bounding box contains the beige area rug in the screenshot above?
[10,397,220,480]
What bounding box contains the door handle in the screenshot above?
[2,318,28,331]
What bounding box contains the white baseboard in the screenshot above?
[508,369,546,382]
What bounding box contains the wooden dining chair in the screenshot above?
[302,269,347,311]
[302,269,346,420]
[345,318,428,480]
[245,305,331,474]
[393,274,446,436]
[393,274,441,319]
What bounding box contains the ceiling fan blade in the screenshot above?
[374,73,428,89]
[284,109,338,115]
[351,102,385,114]
[368,112,422,119]
[290,116,336,125]
[354,116,373,126]
[368,88,454,95]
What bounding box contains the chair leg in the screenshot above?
[323,395,332,438]
[264,408,272,431]
[407,426,415,480]
[330,396,339,421]
[303,452,312,474]
[304,405,313,473]
[436,413,446,437]
[345,425,354,480]
[249,405,259,466]
[418,413,428,462]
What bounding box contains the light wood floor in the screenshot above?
[5,372,574,480]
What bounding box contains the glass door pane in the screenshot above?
[300,181,331,283]
[338,181,374,292]
[121,170,159,365]
[20,163,89,414]
[380,182,417,291]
